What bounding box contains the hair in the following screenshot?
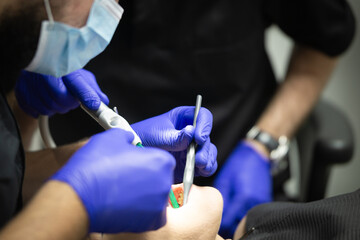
[0,1,45,93]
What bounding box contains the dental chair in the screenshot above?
[275,99,355,202]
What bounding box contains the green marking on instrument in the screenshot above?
[136,142,144,148]
[169,188,179,208]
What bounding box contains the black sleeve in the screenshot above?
[0,91,24,228]
[264,0,356,56]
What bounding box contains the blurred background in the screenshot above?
[266,0,360,197]
[29,0,359,198]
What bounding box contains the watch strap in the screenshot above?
[246,126,290,162]
[246,126,278,152]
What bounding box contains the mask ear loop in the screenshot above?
[43,0,54,24]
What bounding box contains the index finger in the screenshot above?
[194,107,213,145]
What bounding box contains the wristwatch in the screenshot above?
[246,126,290,162]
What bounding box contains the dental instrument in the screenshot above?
[182,95,202,205]
[39,102,143,148]
[81,102,143,147]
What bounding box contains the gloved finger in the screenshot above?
[48,89,79,114]
[222,194,248,225]
[14,81,39,118]
[195,157,218,177]
[28,82,57,116]
[214,171,232,212]
[172,107,212,140]
[194,107,213,145]
[194,138,211,168]
[195,139,218,176]
[43,74,79,110]
[168,106,195,130]
[38,95,64,115]
[39,82,79,115]
[217,178,237,238]
[81,69,109,105]
[87,128,135,150]
[14,92,39,118]
[62,69,102,110]
[202,143,218,176]
[16,70,79,115]
[157,125,194,152]
[15,70,52,117]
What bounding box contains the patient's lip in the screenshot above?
[169,184,184,208]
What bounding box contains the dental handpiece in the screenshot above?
[81,102,142,147]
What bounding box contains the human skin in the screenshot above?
[0,0,112,84]
[0,184,231,240]
[217,44,338,238]
[0,0,96,27]
[22,141,88,203]
[3,0,119,202]
[233,217,247,240]
[0,181,89,240]
[89,185,230,240]
[248,44,338,158]
[7,90,88,203]
[0,1,121,238]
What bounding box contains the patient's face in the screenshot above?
[91,185,225,240]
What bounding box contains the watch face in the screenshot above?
[270,136,290,161]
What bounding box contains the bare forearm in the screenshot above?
[257,44,337,139]
[0,181,88,240]
[7,89,87,201]
[233,216,247,240]
[6,91,38,150]
[23,140,87,203]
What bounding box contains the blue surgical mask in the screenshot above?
[26,0,123,77]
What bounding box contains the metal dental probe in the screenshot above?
[183,94,202,205]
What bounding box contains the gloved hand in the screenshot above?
[214,141,272,238]
[51,128,175,234]
[131,106,218,182]
[15,69,109,118]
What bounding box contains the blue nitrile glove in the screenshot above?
[51,128,175,234]
[131,106,218,182]
[14,69,109,118]
[214,141,272,238]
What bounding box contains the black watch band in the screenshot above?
[246,126,290,162]
[246,127,278,152]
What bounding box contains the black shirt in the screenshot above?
[0,89,24,228]
[244,189,360,239]
[50,0,355,183]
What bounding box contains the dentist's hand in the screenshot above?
[15,69,109,118]
[51,128,175,233]
[131,106,218,182]
[214,141,272,238]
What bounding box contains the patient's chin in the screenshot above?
[191,185,224,211]
[97,185,224,240]
[165,185,224,240]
